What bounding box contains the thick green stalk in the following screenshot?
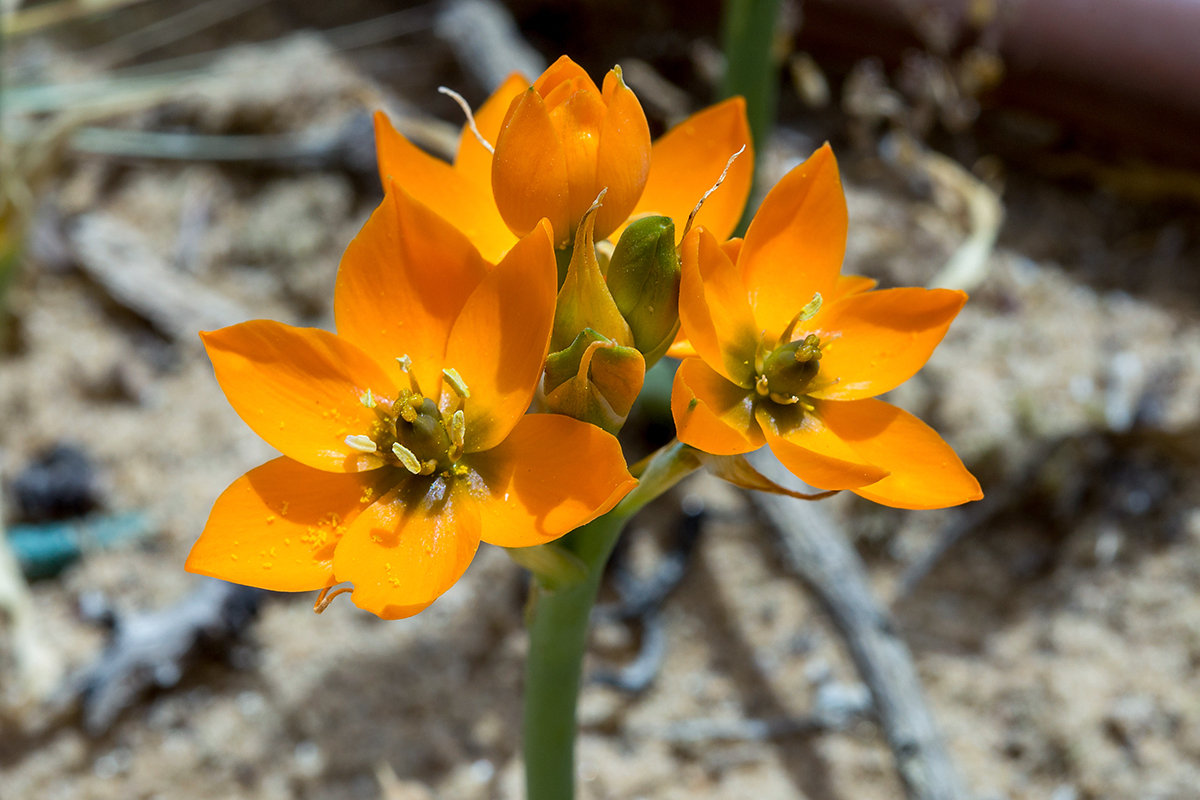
[523,441,699,800]
[721,0,783,154]
[522,511,628,800]
[721,0,783,233]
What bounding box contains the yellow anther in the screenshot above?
[345,434,377,453]
[360,389,376,408]
[398,399,419,423]
[397,355,413,373]
[391,442,422,474]
[420,459,438,476]
[442,368,471,399]
[450,409,466,451]
[770,392,800,405]
[755,375,771,397]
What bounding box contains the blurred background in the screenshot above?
[2,1,1199,798]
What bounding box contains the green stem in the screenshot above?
[720,0,784,233]
[522,511,627,800]
[523,440,698,800]
[721,0,783,154]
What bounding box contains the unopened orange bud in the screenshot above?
[491,57,651,246]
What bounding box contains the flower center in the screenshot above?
[343,358,470,478]
[754,333,822,405]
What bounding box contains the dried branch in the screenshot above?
[435,0,546,90]
[749,454,969,800]
[69,213,253,343]
[69,578,262,733]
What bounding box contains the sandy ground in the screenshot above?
[2,26,1199,800]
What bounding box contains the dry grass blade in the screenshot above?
[81,0,271,68]
[6,0,157,36]
[749,452,970,800]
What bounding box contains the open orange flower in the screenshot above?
[671,145,982,510]
[374,57,753,259]
[186,182,636,619]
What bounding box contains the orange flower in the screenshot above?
[491,56,650,245]
[374,58,752,257]
[186,183,636,619]
[671,145,982,510]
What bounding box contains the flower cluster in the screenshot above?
[187,56,979,619]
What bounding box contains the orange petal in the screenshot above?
[671,357,763,455]
[806,288,967,401]
[445,221,557,452]
[464,414,636,548]
[549,85,607,235]
[201,322,396,472]
[186,458,401,591]
[665,333,698,360]
[593,69,651,241]
[373,111,515,263]
[740,144,848,339]
[335,182,488,396]
[756,403,889,490]
[619,98,753,244]
[492,89,571,243]
[333,476,481,619]
[455,73,529,194]
[817,398,982,508]
[721,237,743,264]
[533,55,602,100]
[678,227,759,386]
[830,274,877,301]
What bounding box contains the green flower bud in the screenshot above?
[552,197,635,352]
[544,328,645,434]
[606,215,680,367]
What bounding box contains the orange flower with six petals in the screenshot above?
[671,145,982,510]
[374,57,753,260]
[186,183,636,619]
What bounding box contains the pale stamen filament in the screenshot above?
[397,354,423,395]
[777,293,823,347]
[438,86,494,155]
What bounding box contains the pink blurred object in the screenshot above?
[817,0,1200,114]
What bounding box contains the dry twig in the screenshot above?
[69,578,262,733]
[69,213,253,343]
[749,453,969,800]
[435,0,546,89]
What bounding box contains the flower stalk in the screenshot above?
[721,0,784,232]
[522,440,699,800]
